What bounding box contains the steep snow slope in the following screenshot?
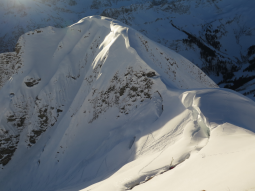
[1,0,255,99]
[82,89,255,191]
[0,15,216,190]
[0,16,254,191]
[101,0,255,99]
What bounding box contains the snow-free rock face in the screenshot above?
[0,16,255,191]
[0,52,22,89]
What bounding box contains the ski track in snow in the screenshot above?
[0,16,254,191]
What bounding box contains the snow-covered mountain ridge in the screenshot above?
[101,0,255,99]
[0,14,216,166]
[0,16,255,191]
[1,0,255,99]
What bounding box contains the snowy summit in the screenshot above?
[0,16,254,191]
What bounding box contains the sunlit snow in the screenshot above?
[0,16,254,191]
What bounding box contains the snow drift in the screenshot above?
[0,16,254,191]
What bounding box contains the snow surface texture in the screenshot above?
[0,16,254,191]
[1,0,255,99]
[101,0,255,99]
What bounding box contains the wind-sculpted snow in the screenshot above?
[101,0,255,99]
[0,15,216,166]
[1,0,255,99]
[0,16,254,191]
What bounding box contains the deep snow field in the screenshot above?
[0,16,254,191]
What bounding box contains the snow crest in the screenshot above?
[0,16,254,191]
